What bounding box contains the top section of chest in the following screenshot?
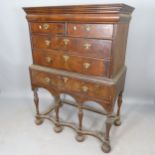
[23,4,134,78]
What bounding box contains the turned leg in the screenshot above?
[33,89,43,125]
[76,104,85,142]
[102,114,113,153]
[114,92,123,126]
[54,96,63,133]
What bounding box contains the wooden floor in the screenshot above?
[0,96,155,155]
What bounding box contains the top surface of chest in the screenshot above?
[23,3,134,23]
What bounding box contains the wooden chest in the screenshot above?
[24,4,134,153]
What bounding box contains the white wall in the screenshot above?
[0,0,155,103]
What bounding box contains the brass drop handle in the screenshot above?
[39,25,42,29]
[43,24,50,29]
[73,26,77,30]
[45,57,52,63]
[85,25,91,31]
[44,40,50,46]
[39,23,50,30]
[63,77,68,83]
[63,38,70,45]
[44,77,50,83]
[63,55,70,62]
[84,43,91,50]
[83,62,91,69]
[82,86,89,92]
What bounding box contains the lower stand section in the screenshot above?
[33,95,123,153]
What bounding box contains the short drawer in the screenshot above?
[30,22,65,34]
[33,50,110,77]
[67,23,113,39]
[32,35,112,59]
[30,67,112,100]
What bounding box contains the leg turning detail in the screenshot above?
[76,104,85,142]
[114,92,123,126]
[33,89,44,125]
[54,96,63,133]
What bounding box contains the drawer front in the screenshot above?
[33,50,110,77]
[32,35,112,59]
[30,68,112,100]
[30,22,65,34]
[67,23,113,39]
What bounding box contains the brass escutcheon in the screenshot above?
[44,77,50,83]
[45,57,52,63]
[39,23,49,30]
[63,55,70,62]
[85,25,91,31]
[82,86,89,92]
[63,77,68,83]
[44,40,50,46]
[43,23,49,30]
[83,62,91,69]
[63,38,70,45]
[84,43,91,50]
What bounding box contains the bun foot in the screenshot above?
[75,134,85,142]
[35,118,44,125]
[101,143,111,153]
[54,125,63,133]
[114,119,121,126]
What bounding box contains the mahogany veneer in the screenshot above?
[23,3,134,153]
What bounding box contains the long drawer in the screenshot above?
[32,35,112,59]
[33,50,110,77]
[30,66,113,100]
